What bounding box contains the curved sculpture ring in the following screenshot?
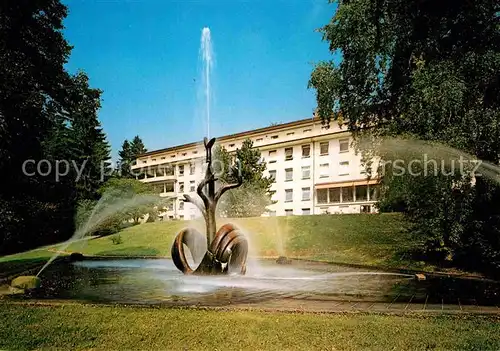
[171,223,248,275]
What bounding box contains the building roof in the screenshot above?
[137,116,320,158]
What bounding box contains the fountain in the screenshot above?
[171,137,248,275]
[170,27,248,276]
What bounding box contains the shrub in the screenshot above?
[110,235,123,245]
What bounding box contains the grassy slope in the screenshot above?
[71,213,424,269]
[1,214,433,272]
[1,304,499,350]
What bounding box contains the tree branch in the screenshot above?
[197,166,213,209]
[214,174,243,202]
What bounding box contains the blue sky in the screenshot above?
[63,0,337,159]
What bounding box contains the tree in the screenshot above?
[68,71,111,200]
[214,139,274,218]
[118,136,147,178]
[130,135,147,157]
[309,0,500,274]
[0,0,75,254]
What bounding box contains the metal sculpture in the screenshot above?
[171,137,248,275]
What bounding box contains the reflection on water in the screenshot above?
[29,259,500,307]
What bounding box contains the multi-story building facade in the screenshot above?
[131,117,380,219]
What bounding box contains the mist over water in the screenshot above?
[37,191,162,276]
[360,136,500,183]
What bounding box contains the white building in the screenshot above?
[131,117,380,219]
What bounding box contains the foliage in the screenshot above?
[68,72,111,200]
[118,136,147,178]
[309,0,500,274]
[0,0,74,254]
[214,139,274,218]
[110,234,123,245]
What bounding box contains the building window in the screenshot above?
[269,150,277,157]
[161,157,166,160]
[302,144,311,158]
[342,186,354,202]
[152,158,156,162]
[285,168,293,181]
[319,163,329,178]
[302,187,311,201]
[171,155,175,158]
[317,189,328,204]
[179,201,184,210]
[269,170,276,182]
[229,143,235,148]
[269,210,277,217]
[165,183,174,193]
[339,161,349,175]
[320,142,329,155]
[339,139,349,153]
[156,166,165,177]
[256,138,263,142]
[179,215,184,220]
[271,135,279,139]
[190,214,196,219]
[301,166,310,179]
[285,147,293,161]
[190,164,195,175]
[179,182,184,193]
[179,165,184,176]
[142,160,147,164]
[287,132,294,136]
[302,208,311,215]
[329,188,341,203]
[165,165,174,176]
[356,185,368,201]
[285,209,293,216]
[285,189,293,202]
[303,129,312,133]
[190,181,195,192]
[193,151,198,154]
[361,205,371,213]
[269,160,277,164]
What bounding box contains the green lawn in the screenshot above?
[0,303,499,350]
[1,214,441,274]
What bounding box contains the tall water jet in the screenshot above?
[200,27,213,139]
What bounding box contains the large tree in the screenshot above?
[118,135,147,178]
[309,0,500,274]
[0,1,111,254]
[214,139,274,218]
[0,0,75,253]
[68,71,111,200]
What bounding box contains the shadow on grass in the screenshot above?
[0,257,55,280]
[97,247,160,257]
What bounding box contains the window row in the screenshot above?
[267,139,349,161]
[137,163,198,179]
[268,208,311,216]
[280,187,311,202]
[316,184,380,204]
[151,181,197,194]
[268,161,357,181]
[142,150,200,164]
